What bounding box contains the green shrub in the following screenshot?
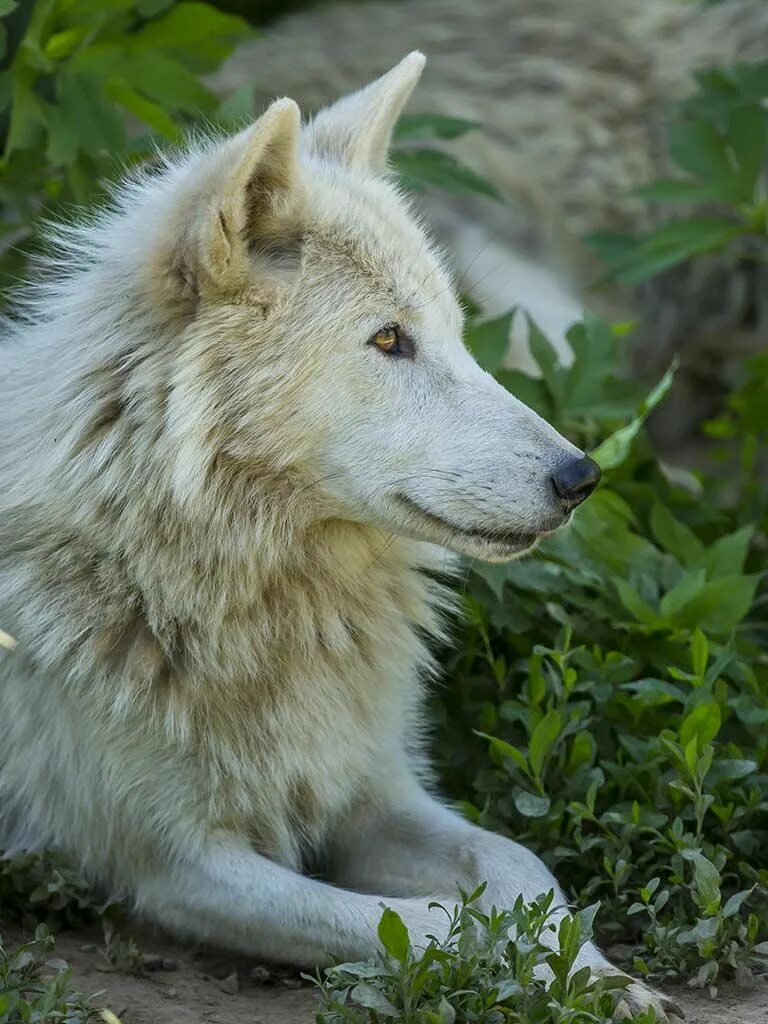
[0,925,102,1023]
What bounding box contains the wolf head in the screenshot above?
[105,55,600,564]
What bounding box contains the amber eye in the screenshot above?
[371,326,399,352]
[368,324,413,358]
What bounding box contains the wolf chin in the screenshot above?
[1,57,676,1018]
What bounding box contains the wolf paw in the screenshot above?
[609,975,684,1021]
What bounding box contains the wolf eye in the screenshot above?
[368,325,413,358]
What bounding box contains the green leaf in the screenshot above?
[476,732,529,774]
[526,315,564,400]
[464,312,513,373]
[528,709,563,779]
[350,982,399,1016]
[393,148,502,199]
[496,369,552,418]
[678,915,720,945]
[377,907,410,963]
[437,995,457,1023]
[615,580,661,625]
[722,889,753,919]
[704,525,754,578]
[690,628,708,677]
[650,503,705,567]
[513,789,551,818]
[667,119,746,200]
[50,72,125,162]
[601,217,744,285]
[634,178,721,203]
[592,363,675,470]
[728,104,767,197]
[681,850,722,914]
[623,678,687,706]
[132,2,252,68]
[643,217,742,252]
[121,52,215,115]
[583,230,637,269]
[707,759,758,785]
[44,27,85,61]
[567,731,596,771]
[395,113,480,140]
[680,701,721,750]
[4,81,46,156]
[216,84,255,125]
[660,569,706,620]
[106,79,179,139]
[137,0,175,13]
[678,574,761,632]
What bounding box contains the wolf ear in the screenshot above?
[307,52,425,171]
[202,97,303,287]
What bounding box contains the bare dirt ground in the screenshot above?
[6,923,768,1024]
[5,923,317,1024]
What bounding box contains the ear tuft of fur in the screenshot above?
[202,97,304,290]
[307,51,426,172]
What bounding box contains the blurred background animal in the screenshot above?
[216,0,768,455]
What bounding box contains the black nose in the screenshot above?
[551,455,601,509]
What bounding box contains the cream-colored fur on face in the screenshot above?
[1,56,675,1019]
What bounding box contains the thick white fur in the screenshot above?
[1,57,674,1017]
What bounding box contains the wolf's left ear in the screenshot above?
[202,97,303,287]
[307,52,425,172]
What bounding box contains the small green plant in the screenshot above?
[314,888,655,1024]
[98,919,143,976]
[0,925,102,1023]
[0,852,99,931]
[629,862,768,994]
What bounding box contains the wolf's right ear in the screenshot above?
[307,52,425,172]
[201,97,304,290]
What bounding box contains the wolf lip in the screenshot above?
[395,492,540,550]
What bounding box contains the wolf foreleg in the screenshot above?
[328,771,682,1020]
[132,833,452,966]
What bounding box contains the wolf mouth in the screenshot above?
[395,492,540,551]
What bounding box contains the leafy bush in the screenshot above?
[314,887,657,1024]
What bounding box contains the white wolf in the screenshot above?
[216,0,768,451]
[0,57,676,1018]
